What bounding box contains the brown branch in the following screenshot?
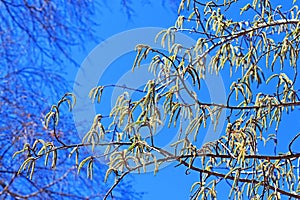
[181,151,300,161]
[194,0,237,8]
[184,162,300,198]
[151,146,300,199]
[198,100,300,110]
[103,171,129,200]
[103,142,300,198]
[192,19,300,66]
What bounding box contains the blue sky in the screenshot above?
[69,1,205,199]
[67,0,300,199]
[4,0,300,199]
[69,1,198,199]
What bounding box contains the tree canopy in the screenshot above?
[13,0,300,199]
[0,0,144,199]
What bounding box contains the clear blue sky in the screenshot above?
[69,1,203,199]
[67,1,300,199]
[68,1,195,199]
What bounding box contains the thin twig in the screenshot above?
[103,171,129,200]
